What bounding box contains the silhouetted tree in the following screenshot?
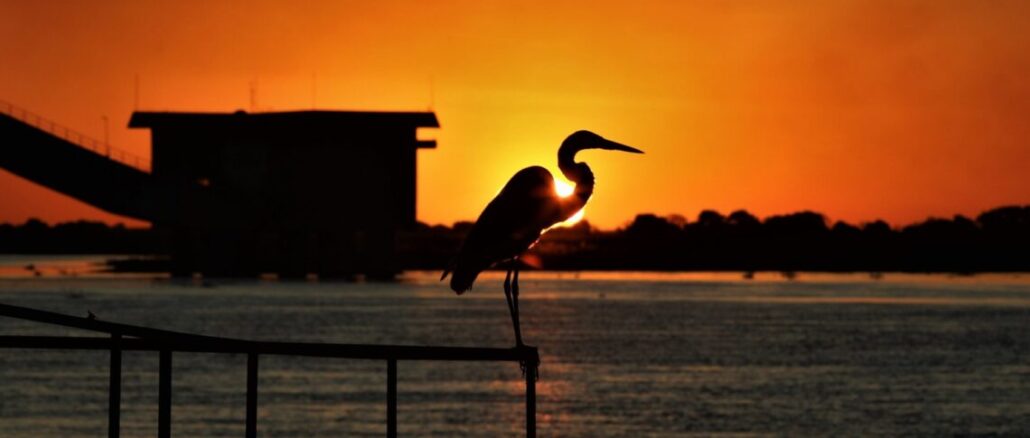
[978,205,1030,232]
[626,214,681,238]
[727,210,760,229]
[696,210,726,228]
[666,214,688,229]
[616,214,683,268]
[451,221,475,234]
[974,205,1030,270]
[862,219,893,237]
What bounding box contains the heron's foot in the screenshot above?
[519,359,540,381]
[515,343,539,381]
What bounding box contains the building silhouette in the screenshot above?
[0,101,439,278]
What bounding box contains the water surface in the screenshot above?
[0,257,1028,436]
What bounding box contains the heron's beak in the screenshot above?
[600,138,644,154]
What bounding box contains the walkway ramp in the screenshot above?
[0,101,159,221]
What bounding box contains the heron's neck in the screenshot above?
[558,145,594,201]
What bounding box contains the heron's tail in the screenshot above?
[441,252,489,294]
[448,266,482,295]
[440,257,480,294]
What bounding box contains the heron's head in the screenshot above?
[559,130,643,169]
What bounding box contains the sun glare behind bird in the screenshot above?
[552,179,584,227]
[555,179,575,197]
[442,130,643,348]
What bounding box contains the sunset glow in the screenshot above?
[559,209,586,228]
[1,1,1028,228]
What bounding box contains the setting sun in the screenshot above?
[550,179,585,227]
[554,179,575,198]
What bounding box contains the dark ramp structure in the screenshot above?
[0,104,157,220]
[0,101,439,278]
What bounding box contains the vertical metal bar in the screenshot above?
[158,350,172,438]
[387,359,397,438]
[246,353,258,438]
[526,366,536,438]
[108,334,121,438]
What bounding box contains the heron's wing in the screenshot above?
[468,167,565,255]
[449,166,564,292]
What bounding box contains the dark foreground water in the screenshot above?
[0,259,1029,436]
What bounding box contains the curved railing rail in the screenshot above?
[0,100,150,172]
[0,302,539,438]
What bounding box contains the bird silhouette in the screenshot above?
[442,130,642,346]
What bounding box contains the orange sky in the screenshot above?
[1,1,1028,229]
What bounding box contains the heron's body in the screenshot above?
[442,130,641,346]
[448,166,588,293]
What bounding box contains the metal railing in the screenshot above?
[0,100,150,172]
[0,302,539,437]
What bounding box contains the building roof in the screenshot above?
[128,110,440,129]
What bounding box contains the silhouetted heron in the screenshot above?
[442,130,643,346]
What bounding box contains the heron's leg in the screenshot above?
[512,260,523,347]
[504,267,514,314]
[504,266,519,345]
[512,260,536,378]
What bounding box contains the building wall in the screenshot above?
[149,122,421,278]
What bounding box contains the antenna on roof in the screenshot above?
[428,74,435,111]
[249,80,258,112]
[311,72,317,109]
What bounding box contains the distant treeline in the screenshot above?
[401,205,1030,272]
[3,205,1030,272]
[0,219,155,254]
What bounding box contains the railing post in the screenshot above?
[246,353,258,438]
[387,359,397,438]
[158,350,172,438]
[108,334,121,438]
[526,365,536,438]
